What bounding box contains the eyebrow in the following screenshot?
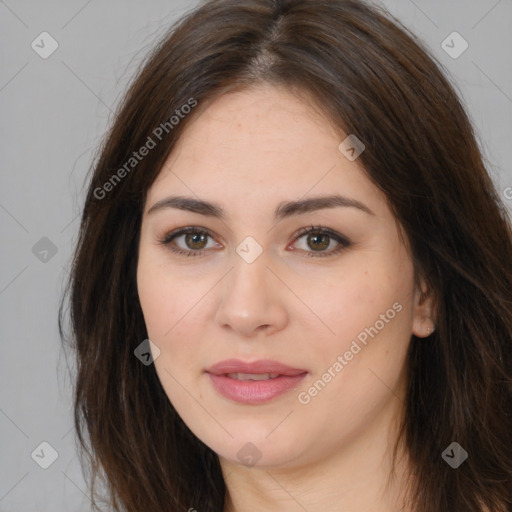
[146,194,375,220]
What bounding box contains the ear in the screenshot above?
[411,275,436,338]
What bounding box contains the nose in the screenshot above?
[214,253,289,338]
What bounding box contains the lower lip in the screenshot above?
[207,373,307,404]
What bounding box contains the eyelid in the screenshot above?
[159,226,215,245]
[291,225,351,258]
[158,226,223,257]
[157,225,351,258]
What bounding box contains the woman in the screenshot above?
[59,0,512,510]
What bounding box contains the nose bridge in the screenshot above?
[226,240,272,308]
[214,240,288,336]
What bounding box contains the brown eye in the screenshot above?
[159,225,350,259]
[184,232,208,250]
[159,227,219,257]
[305,232,330,251]
[292,225,351,258]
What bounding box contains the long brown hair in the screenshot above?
[59,0,512,510]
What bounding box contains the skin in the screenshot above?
[136,83,435,512]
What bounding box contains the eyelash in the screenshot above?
[157,225,351,259]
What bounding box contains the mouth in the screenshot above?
[206,359,308,404]
[225,372,281,380]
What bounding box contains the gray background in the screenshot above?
[1,0,511,510]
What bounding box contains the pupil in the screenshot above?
[309,233,329,251]
[186,232,207,249]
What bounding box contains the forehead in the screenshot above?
[146,84,386,218]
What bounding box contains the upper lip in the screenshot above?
[206,359,307,376]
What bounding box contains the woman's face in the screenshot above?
[137,84,433,469]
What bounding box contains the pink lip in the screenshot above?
[206,359,308,404]
[207,358,307,376]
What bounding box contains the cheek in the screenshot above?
[299,254,415,411]
[306,255,414,350]
[136,258,222,444]
[136,249,210,375]
[137,246,191,336]
[137,268,172,338]
[306,266,414,406]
